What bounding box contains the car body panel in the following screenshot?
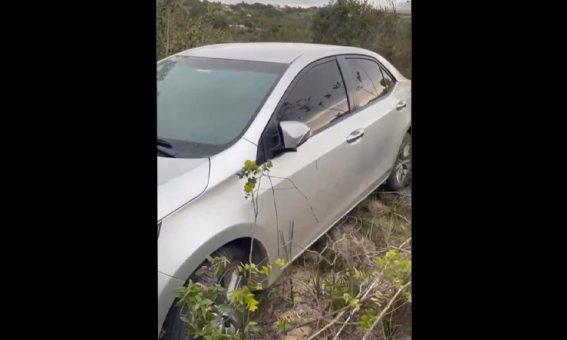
[158,139,273,279]
[158,272,184,333]
[179,42,370,64]
[158,157,209,221]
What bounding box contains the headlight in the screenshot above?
[158,221,162,238]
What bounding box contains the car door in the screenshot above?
[255,57,376,261]
[338,56,410,188]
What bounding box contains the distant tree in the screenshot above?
[155,0,410,77]
[212,16,229,30]
[156,0,227,59]
[312,0,411,77]
[312,0,383,46]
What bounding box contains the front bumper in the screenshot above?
[158,271,184,336]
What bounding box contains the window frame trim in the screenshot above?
[338,54,398,113]
[256,56,353,163]
[276,57,353,134]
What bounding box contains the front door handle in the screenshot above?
[346,128,365,144]
[396,101,407,110]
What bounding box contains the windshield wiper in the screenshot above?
[158,138,173,148]
[158,145,177,158]
[157,138,177,158]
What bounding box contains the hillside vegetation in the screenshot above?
[156,0,411,78]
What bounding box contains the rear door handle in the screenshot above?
[346,128,365,144]
[396,101,407,110]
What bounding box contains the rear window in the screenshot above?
[344,58,390,108]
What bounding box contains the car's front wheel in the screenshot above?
[159,245,248,340]
[385,132,412,191]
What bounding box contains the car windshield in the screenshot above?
[157,56,288,158]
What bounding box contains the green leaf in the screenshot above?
[359,309,378,332]
[275,258,286,268]
[249,281,263,291]
[349,297,361,311]
[386,249,398,261]
[243,160,258,172]
[246,293,259,312]
[260,264,272,276]
[216,304,233,315]
[353,268,366,280]
[244,182,254,193]
[201,298,214,306]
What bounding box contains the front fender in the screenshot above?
[165,222,273,282]
[158,161,278,281]
[157,221,274,335]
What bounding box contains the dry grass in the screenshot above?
[251,188,412,340]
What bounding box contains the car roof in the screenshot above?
[177,42,372,64]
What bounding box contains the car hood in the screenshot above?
[158,157,210,221]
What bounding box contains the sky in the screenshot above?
[215,0,411,10]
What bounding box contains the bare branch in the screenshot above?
[362,281,412,340]
[268,175,320,223]
[394,212,411,225]
[306,309,347,340]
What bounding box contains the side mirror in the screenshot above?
[279,121,312,152]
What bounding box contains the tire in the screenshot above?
[385,133,412,191]
[159,245,248,340]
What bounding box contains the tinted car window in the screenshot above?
[276,60,349,134]
[157,56,287,158]
[380,65,395,90]
[345,58,389,108]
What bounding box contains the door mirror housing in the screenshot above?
[277,121,312,152]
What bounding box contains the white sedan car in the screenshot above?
[158,43,411,339]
